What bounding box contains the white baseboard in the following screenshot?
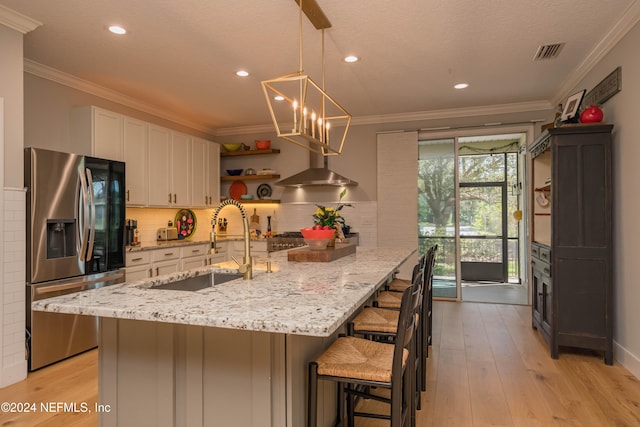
[614,340,640,379]
[1,360,27,387]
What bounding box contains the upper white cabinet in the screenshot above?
[171,132,192,207]
[72,106,219,208]
[207,142,220,207]
[71,106,123,160]
[123,117,148,206]
[187,137,220,209]
[191,137,208,208]
[148,128,192,208]
[147,125,173,207]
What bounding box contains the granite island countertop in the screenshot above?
[32,246,414,337]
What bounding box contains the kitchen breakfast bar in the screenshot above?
[32,246,414,427]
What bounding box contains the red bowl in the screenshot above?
[255,140,271,150]
[300,228,335,239]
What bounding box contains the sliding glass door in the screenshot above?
[418,127,530,303]
[418,137,457,298]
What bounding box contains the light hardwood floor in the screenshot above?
[2,301,640,426]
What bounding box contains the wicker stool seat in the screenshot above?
[387,278,411,292]
[351,307,400,334]
[376,290,403,309]
[315,336,409,383]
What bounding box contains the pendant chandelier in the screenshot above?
[261,0,351,156]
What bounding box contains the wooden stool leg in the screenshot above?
[336,381,345,427]
[308,362,318,427]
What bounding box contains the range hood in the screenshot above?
[276,154,357,187]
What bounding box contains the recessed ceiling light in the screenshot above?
[108,25,127,35]
[236,70,249,77]
[344,55,359,63]
[274,95,285,101]
[454,83,469,89]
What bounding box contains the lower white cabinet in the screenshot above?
[126,245,197,281]
[229,240,267,261]
[209,241,227,265]
[180,244,209,270]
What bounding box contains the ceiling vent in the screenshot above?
[533,43,565,61]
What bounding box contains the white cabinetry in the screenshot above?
[148,127,192,207]
[180,244,209,270]
[209,240,227,265]
[152,247,181,276]
[171,132,192,207]
[183,137,219,209]
[72,106,219,208]
[124,251,153,281]
[147,125,172,206]
[123,117,148,206]
[229,240,268,261]
[71,106,123,160]
[125,247,180,281]
[206,142,220,207]
[191,138,208,208]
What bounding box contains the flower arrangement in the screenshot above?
[312,188,352,230]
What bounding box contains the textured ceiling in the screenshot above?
[1,0,638,135]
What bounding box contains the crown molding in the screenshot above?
[0,5,41,34]
[23,59,217,137]
[552,0,640,105]
[216,100,553,136]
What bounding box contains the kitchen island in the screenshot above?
[32,246,414,427]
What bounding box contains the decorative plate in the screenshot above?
[175,209,197,239]
[229,180,248,200]
[257,183,273,199]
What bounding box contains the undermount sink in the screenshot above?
[149,272,242,291]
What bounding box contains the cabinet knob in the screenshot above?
[126,189,130,202]
[168,193,172,203]
[173,194,177,203]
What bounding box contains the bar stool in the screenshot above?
[347,272,425,413]
[371,245,436,393]
[387,254,426,292]
[308,274,422,427]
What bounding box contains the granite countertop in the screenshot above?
[32,247,414,337]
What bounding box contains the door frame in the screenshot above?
[420,124,534,303]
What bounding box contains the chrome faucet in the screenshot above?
[211,199,253,280]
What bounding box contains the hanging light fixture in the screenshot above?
[261,0,351,156]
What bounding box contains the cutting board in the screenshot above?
[287,243,356,262]
[250,208,260,224]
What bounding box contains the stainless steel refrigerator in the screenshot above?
[25,147,126,370]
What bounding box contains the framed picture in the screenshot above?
[560,89,586,122]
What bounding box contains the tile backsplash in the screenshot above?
[126,201,377,246]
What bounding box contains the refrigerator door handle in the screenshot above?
[86,168,95,261]
[78,167,90,261]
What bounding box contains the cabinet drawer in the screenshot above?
[539,246,551,263]
[531,258,551,277]
[531,244,540,259]
[152,247,180,262]
[180,244,209,259]
[250,241,267,253]
[126,251,151,266]
[531,243,551,261]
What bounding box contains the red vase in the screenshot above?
[580,104,604,123]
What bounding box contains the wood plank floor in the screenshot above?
[419,301,640,427]
[2,301,640,426]
[0,349,97,427]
